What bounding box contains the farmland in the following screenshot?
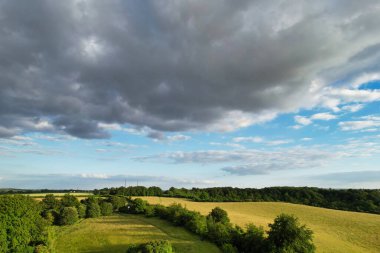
[52,214,221,253]
[139,197,380,253]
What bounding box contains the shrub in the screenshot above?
[41,210,56,225]
[58,207,79,225]
[126,240,174,253]
[221,243,238,253]
[208,207,230,224]
[144,240,173,253]
[267,214,315,253]
[78,204,87,218]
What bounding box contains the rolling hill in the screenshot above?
[139,197,380,253]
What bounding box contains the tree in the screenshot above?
[208,207,230,224]
[0,195,47,252]
[241,224,266,253]
[267,214,315,253]
[61,194,80,208]
[86,197,101,218]
[100,202,113,216]
[41,194,60,211]
[108,196,126,211]
[58,207,79,225]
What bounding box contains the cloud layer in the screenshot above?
[1,1,380,138]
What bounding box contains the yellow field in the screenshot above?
[53,214,221,253]
[24,192,92,197]
[139,197,380,253]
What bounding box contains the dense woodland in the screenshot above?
[0,194,315,253]
[94,186,380,214]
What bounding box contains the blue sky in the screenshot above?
[1,1,380,189]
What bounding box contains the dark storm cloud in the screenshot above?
[1,0,380,138]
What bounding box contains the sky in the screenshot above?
[1,0,380,189]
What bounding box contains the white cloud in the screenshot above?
[294,116,312,126]
[136,148,342,176]
[233,136,291,146]
[167,134,191,142]
[351,72,380,88]
[339,119,380,131]
[80,173,109,179]
[233,136,264,143]
[311,112,337,120]
[342,104,364,112]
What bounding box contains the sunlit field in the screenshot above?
[139,197,380,253]
[52,214,221,253]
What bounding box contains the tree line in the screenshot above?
[0,194,125,252]
[95,186,380,214]
[121,198,315,253]
[0,194,315,253]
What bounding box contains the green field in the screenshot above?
[52,214,221,253]
[139,197,380,253]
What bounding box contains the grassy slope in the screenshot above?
[139,197,380,253]
[53,214,221,253]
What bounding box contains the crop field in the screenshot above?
[24,192,92,198]
[52,214,221,253]
[139,197,380,253]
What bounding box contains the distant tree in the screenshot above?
[58,207,79,225]
[100,202,113,216]
[267,214,315,253]
[128,198,147,214]
[208,207,230,224]
[108,196,126,211]
[41,194,60,211]
[61,194,80,208]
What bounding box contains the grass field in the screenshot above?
[53,214,221,253]
[138,197,380,253]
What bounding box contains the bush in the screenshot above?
[144,240,173,253]
[41,210,57,225]
[100,202,113,216]
[126,240,174,253]
[267,214,315,253]
[221,243,238,253]
[78,204,87,218]
[208,207,230,224]
[58,207,79,225]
